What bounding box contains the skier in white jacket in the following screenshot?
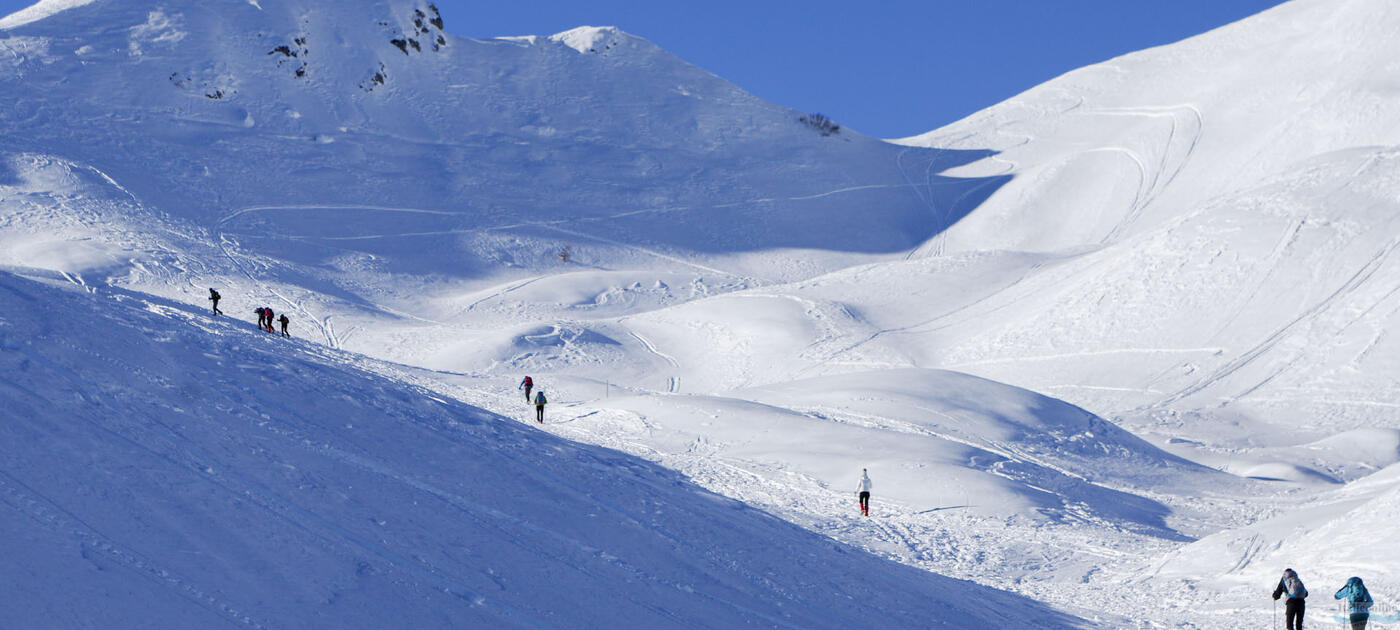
[856,469,873,516]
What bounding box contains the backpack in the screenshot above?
[523,376,533,386]
[1286,577,1307,599]
[535,392,547,405]
[1344,579,1371,606]
[210,289,220,300]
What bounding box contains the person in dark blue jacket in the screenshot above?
[1272,568,1308,630]
[1335,577,1373,630]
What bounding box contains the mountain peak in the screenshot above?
[548,25,635,55]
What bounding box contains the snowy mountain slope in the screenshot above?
[906,0,1400,249]
[525,368,1237,535]
[0,0,1011,372]
[5,0,1400,627]
[433,1,1400,623]
[483,368,1272,626]
[0,269,1085,629]
[0,0,999,256]
[1143,462,1400,624]
[892,0,1400,424]
[847,0,1400,621]
[799,145,1400,442]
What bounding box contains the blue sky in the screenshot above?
[433,0,1289,137]
[2,0,1290,138]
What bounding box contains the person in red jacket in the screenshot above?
[519,375,533,402]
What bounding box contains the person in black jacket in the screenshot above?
[208,288,222,315]
[1272,568,1308,630]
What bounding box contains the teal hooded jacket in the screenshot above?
[1335,577,1373,616]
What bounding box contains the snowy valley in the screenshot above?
[2,0,1399,627]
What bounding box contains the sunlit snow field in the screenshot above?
[3,0,1399,627]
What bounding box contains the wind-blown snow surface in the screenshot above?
[0,270,1079,628]
[4,0,1400,627]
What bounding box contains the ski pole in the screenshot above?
[1273,598,1277,630]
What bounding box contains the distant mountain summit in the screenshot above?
[0,0,1007,390]
[0,0,994,266]
[549,25,631,55]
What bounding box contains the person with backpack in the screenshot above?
[278,313,290,337]
[255,307,267,330]
[533,389,547,423]
[208,288,222,315]
[1272,568,1308,630]
[519,375,533,402]
[856,468,873,517]
[263,307,275,333]
[1335,576,1373,629]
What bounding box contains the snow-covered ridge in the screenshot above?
[550,25,629,55]
[0,0,96,30]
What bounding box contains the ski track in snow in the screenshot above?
[793,258,1053,376]
[626,329,680,393]
[809,103,1208,385]
[894,148,946,259]
[948,347,1226,368]
[213,205,468,348]
[1144,234,1400,410]
[1085,104,1204,244]
[216,176,927,283]
[462,277,543,313]
[532,223,736,279]
[214,203,750,293]
[213,212,340,348]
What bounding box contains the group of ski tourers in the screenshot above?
[514,378,880,519]
[1272,568,1386,629]
[207,288,290,337]
[518,375,548,423]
